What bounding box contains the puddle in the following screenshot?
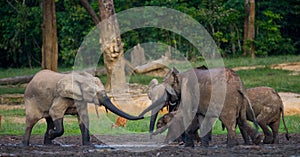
[94,144,165,152]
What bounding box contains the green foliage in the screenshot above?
[0,0,299,68]
[255,10,295,56]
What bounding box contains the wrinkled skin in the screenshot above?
[23,70,142,146]
[245,87,289,144]
[140,67,262,147]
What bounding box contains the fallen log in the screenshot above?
[134,57,168,74]
[0,75,34,85]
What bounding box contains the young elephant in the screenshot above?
[245,87,289,144]
[154,111,201,144]
[23,70,143,146]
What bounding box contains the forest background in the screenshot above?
[0,0,299,69]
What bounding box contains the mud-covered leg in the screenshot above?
[238,118,262,145]
[48,118,64,140]
[237,119,251,145]
[222,118,239,147]
[198,116,215,147]
[76,102,90,145]
[22,117,39,146]
[77,114,90,145]
[44,117,54,145]
[184,117,200,147]
[269,120,280,144]
[259,122,273,144]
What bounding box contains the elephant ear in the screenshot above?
[57,74,83,101]
[178,71,199,132]
[74,74,102,103]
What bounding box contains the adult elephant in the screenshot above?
[140,67,262,147]
[146,78,179,134]
[22,70,143,146]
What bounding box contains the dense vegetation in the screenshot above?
[0,0,299,68]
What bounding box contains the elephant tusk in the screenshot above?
[94,105,99,118]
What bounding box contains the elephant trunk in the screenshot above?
[149,112,158,133]
[98,92,143,120]
[139,93,168,133]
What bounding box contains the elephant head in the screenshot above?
[57,72,142,120]
[138,77,179,133]
[140,67,199,133]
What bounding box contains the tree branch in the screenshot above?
[79,0,100,25]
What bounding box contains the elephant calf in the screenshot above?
[245,86,289,144]
[23,70,142,146]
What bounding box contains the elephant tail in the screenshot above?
[238,90,259,130]
[280,105,290,141]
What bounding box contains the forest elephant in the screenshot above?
[244,86,289,144]
[146,78,179,134]
[159,87,290,145]
[22,70,143,146]
[139,67,262,147]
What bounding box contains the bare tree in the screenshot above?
[80,0,126,93]
[243,0,256,58]
[41,0,58,71]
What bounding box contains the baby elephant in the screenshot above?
[245,86,289,144]
[153,111,201,144]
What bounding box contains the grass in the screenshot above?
[237,68,300,93]
[0,55,299,136]
[1,110,299,136]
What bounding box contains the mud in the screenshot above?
[0,133,299,156]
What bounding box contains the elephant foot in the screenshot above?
[227,139,239,147]
[44,139,53,145]
[184,142,195,148]
[263,136,273,144]
[20,141,29,147]
[82,140,92,146]
[252,133,263,145]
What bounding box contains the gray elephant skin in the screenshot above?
[245,86,289,144]
[23,70,142,146]
[140,67,262,147]
[155,86,290,145]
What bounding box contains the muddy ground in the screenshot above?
[0,133,299,157]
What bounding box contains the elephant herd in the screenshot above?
[22,67,289,148]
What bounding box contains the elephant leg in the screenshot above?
[256,114,273,144]
[238,118,262,145]
[184,117,200,147]
[221,118,238,147]
[48,118,64,140]
[22,117,39,146]
[76,102,90,145]
[77,114,90,145]
[237,120,251,145]
[198,116,215,147]
[44,117,54,145]
[269,120,280,144]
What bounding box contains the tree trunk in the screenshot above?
[98,0,126,93]
[41,0,58,71]
[243,0,256,58]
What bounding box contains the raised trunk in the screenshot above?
[98,0,126,93]
[41,0,58,71]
